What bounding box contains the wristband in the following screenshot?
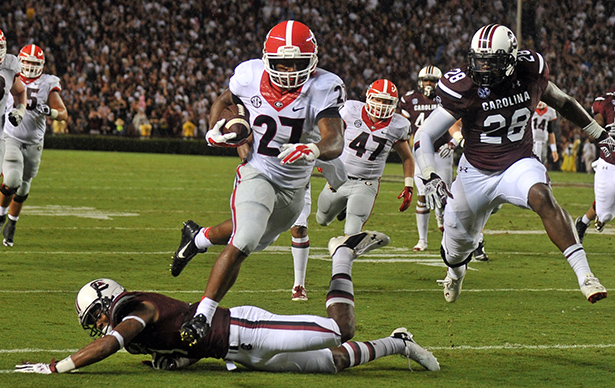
[55,356,76,373]
[50,109,59,120]
[404,177,414,187]
[583,120,605,139]
[452,131,463,144]
[307,143,320,159]
[107,329,125,348]
[550,143,557,152]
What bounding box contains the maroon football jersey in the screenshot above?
[399,90,452,149]
[436,49,549,171]
[591,93,615,127]
[110,292,231,360]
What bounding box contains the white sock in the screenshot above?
[292,236,309,286]
[331,246,354,277]
[581,215,591,225]
[0,207,8,217]
[448,265,466,280]
[194,227,213,250]
[563,244,591,286]
[195,297,218,323]
[8,214,18,222]
[415,202,430,241]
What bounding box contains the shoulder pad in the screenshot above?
[232,59,262,87]
[3,54,20,73]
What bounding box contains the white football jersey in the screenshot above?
[531,106,557,143]
[0,54,21,124]
[339,100,409,179]
[4,74,61,144]
[230,59,345,189]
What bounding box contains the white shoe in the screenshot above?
[580,273,607,303]
[413,240,428,251]
[291,285,308,301]
[390,327,440,371]
[328,231,390,257]
[436,273,464,303]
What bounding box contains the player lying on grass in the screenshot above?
[15,232,439,374]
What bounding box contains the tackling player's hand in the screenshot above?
[36,103,59,119]
[421,173,453,209]
[15,359,57,374]
[598,134,615,164]
[438,141,456,158]
[8,105,25,127]
[397,186,413,212]
[278,143,320,165]
[205,118,238,147]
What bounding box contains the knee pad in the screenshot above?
[441,245,472,268]
[0,184,17,196]
[13,193,28,203]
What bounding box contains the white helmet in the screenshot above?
[75,278,125,338]
[468,24,518,87]
[418,66,442,98]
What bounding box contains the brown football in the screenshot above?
[219,104,251,144]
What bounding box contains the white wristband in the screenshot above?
[452,131,463,143]
[583,120,605,139]
[550,143,557,152]
[404,177,414,187]
[50,109,59,120]
[107,329,125,349]
[307,143,320,159]
[55,356,76,373]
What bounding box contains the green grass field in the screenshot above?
[1,150,614,388]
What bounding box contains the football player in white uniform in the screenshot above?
[171,21,354,345]
[414,24,610,304]
[0,44,67,246]
[15,272,439,374]
[315,79,414,235]
[0,29,27,169]
[530,101,559,165]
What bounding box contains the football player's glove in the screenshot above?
[278,143,320,165]
[422,173,453,210]
[598,135,615,165]
[397,186,413,212]
[142,353,191,371]
[15,359,57,374]
[438,141,456,158]
[36,103,59,119]
[8,104,25,126]
[205,118,237,147]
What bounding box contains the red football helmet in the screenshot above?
[19,44,45,79]
[262,20,318,89]
[0,29,6,65]
[365,79,399,120]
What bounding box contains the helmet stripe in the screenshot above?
[285,20,294,46]
[479,24,499,49]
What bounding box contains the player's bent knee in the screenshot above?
[0,184,18,196]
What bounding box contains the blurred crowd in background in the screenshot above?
[1,0,614,171]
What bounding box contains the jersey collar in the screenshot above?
[260,72,303,112]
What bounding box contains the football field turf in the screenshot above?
[1,149,614,388]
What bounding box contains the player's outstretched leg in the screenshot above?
[326,231,389,342]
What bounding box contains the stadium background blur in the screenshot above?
[1,0,614,168]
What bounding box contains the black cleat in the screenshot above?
[171,220,207,277]
[473,239,489,262]
[575,217,588,243]
[180,314,210,346]
[3,219,16,247]
[336,207,347,222]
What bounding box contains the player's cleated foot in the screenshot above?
[413,240,428,251]
[171,220,207,277]
[328,231,390,257]
[2,219,16,247]
[473,239,489,261]
[291,285,308,301]
[180,314,210,346]
[391,327,440,371]
[580,273,607,303]
[437,273,464,303]
[595,219,605,233]
[575,217,588,243]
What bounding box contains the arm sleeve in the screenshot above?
[413,106,457,178]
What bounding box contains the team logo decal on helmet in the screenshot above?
[468,24,518,87]
[365,79,399,120]
[262,20,318,89]
[19,44,45,79]
[418,66,442,98]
